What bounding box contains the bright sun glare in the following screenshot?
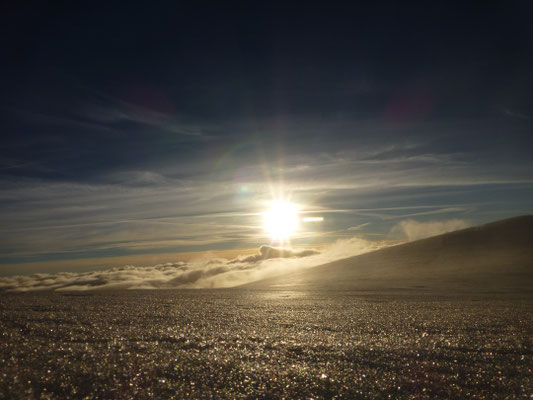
[263,201,299,241]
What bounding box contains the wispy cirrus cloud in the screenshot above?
[502,108,530,120]
[82,96,209,137]
[1,114,532,268]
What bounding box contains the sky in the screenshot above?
[1,2,532,277]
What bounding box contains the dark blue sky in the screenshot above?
[1,1,532,273]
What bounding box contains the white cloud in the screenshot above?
[0,237,383,292]
[390,219,470,241]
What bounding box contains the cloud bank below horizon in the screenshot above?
[0,238,384,292]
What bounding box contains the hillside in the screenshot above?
[242,216,533,293]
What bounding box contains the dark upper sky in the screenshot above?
[1,1,532,272]
[2,2,532,175]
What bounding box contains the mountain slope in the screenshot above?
[242,216,533,292]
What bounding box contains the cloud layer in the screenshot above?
[0,239,382,292]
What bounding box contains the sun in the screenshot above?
[263,201,299,241]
